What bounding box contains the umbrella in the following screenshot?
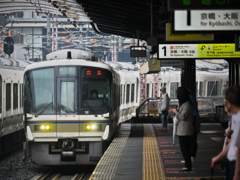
[173,116,179,145]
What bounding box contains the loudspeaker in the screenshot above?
[4,37,14,55]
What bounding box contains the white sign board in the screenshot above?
[174,10,240,31]
[160,60,184,67]
[159,44,198,59]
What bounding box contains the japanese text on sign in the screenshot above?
[158,44,240,59]
[174,10,240,31]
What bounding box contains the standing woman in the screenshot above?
[172,90,194,171]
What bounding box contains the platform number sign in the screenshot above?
[148,101,159,114]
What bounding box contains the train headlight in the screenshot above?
[34,125,52,131]
[85,124,102,131]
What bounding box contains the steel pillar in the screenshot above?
[181,59,196,97]
[52,22,58,52]
[110,35,118,62]
[139,41,148,115]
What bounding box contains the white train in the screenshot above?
[24,49,228,165]
[0,57,31,153]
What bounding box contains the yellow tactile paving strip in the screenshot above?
[89,124,131,180]
[143,124,166,180]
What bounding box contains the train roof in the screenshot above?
[0,57,32,71]
[24,59,113,72]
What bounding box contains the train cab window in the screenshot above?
[81,67,112,110]
[59,67,76,76]
[6,83,11,111]
[136,78,139,103]
[126,84,130,103]
[13,83,18,109]
[24,68,55,114]
[131,84,134,103]
[0,76,1,113]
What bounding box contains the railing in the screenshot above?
[137,96,225,118]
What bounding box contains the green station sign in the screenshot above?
[168,0,240,10]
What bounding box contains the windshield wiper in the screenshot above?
[35,102,53,117]
[84,101,98,117]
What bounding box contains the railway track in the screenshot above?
[31,170,92,180]
[0,143,23,161]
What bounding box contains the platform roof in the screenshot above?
[78,0,235,42]
[0,0,90,22]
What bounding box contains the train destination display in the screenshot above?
[174,10,240,31]
[168,0,240,10]
[158,44,240,59]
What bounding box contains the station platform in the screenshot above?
[89,123,226,180]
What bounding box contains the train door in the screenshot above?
[56,78,79,137]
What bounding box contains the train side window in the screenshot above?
[120,84,122,105]
[126,84,130,104]
[131,84,134,103]
[136,78,139,103]
[199,82,203,96]
[13,83,18,109]
[170,82,179,98]
[222,81,229,95]
[6,83,11,111]
[20,84,22,108]
[207,81,220,96]
[147,83,149,98]
[196,82,198,96]
[0,76,2,113]
[123,85,125,104]
[22,83,24,107]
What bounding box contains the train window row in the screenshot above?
[5,83,23,112]
[121,78,139,105]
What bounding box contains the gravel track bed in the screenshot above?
[0,149,49,180]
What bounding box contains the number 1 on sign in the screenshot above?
[162,46,166,56]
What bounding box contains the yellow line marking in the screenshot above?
[168,176,224,179]
[143,124,166,180]
[78,171,86,180]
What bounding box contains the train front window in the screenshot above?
[81,68,111,110]
[24,68,54,114]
